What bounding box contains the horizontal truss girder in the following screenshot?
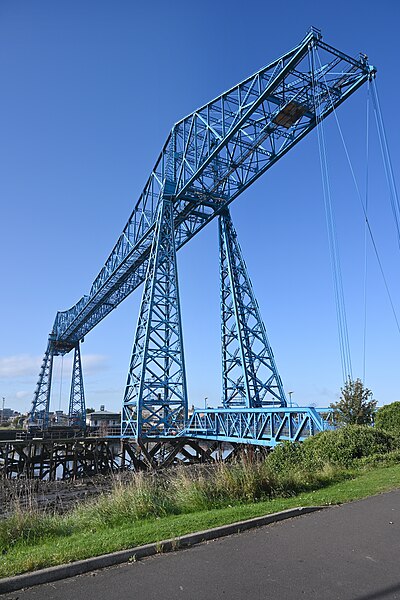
[48,29,374,345]
[182,407,330,447]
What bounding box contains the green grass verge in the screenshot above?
[1,463,400,579]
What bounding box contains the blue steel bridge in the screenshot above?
[29,28,375,450]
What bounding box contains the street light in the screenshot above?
[288,391,294,407]
[1,397,5,424]
[204,397,208,410]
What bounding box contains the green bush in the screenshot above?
[356,449,400,468]
[264,426,395,472]
[375,402,400,437]
[265,441,305,473]
[302,425,394,468]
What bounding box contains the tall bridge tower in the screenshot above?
[29,28,375,447]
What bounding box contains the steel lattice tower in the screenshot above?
[121,197,188,438]
[28,29,375,444]
[219,209,286,408]
[68,342,86,429]
[30,340,54,428]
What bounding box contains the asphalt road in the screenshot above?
[2,489,400,600]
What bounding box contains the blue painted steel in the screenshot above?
[30,341,54,428]
[30,336,75,427]
[184,406,330,447]
[219,209,286,408]
[121,198,188,438]
[48,29,374,346]
[68,342,86,429]
[31,29,375,435]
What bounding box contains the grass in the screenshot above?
[1,460,400,579]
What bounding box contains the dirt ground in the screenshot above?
[0,474,119,519]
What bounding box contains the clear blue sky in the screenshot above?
[1,0,399,415]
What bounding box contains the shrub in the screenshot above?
[375,402,400,437]
[265,442,305,474]
[302,425,394,468]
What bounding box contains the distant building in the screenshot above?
[87,406,121,429]
[55,411,69,425]
[0,408,20,423]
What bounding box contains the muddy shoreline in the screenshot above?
[0,474,122,519]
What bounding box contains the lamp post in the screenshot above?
[288,391,293,407]
[1,397,5,424]
[204,397,208,410]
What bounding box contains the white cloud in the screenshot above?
[81,354,108,375]
[0,354,41,378]
[0,353,108,380]
[15,390,31,399]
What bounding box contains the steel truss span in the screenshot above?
[184,406,328,447]
[30,28,375,441]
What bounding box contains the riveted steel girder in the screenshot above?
[29,341,54,428]
[29,338,86,429]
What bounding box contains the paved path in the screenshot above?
[2,490,400,600]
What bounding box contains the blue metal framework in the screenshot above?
[68,342,86,429]
[29,28,375,441]
[184,406,328,447]
[219,209,286,408]
[48,28,374,346]
[30,341,54,428]
[30,336,74,428]
[121,198,188,437]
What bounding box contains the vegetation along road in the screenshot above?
[3,489,399,600]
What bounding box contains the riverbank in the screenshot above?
[1,422,400,579]
[1,461,400,579]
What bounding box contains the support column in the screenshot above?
[29,340,55,428]
[122,197,188,438]
[68,342,86,429]
[219,209,287,408]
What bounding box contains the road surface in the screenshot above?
[2,489,400,599]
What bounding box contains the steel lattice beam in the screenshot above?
[31,28,375,433]
[49,28,375,345]
[184,406,329,447]
[30,341,54,428]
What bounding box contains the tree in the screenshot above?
[86,407,95,414]
[375,402,400,436]
[330,378,377,426]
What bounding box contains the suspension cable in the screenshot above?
[371,79,400,249]
[311,45,353,383]
[59,355,64,412]
[315,49,400,340]
[363,82,370,383]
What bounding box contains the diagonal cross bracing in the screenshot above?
[184,406,328,446]
[219,209,286,408]
[121,198,188,438]
[68,342,86,429]
[31,29,375,433]
[49,29,374,346]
